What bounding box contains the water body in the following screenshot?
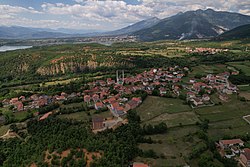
[0,45,32,52]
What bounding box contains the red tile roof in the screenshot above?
[242,148,250,160]
[220,139,244,145]
[40,112,52,121]
[133,162,149,167]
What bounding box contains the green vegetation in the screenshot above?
[227,61,250,76]
[0,125,9,136]
[136,96,191,122]
[0,39,250,166]
[57,110,112,122]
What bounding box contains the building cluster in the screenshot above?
[76,35,137,43]
[185,72,238,108]
[0,66,238,131]
[217,139,250,167]
[1,92,81,112]
[87,66,188,131]
[186,47,228,54]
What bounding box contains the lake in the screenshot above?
[0,45,32,52]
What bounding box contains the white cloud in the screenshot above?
[0,4,42,15]
[0,0,250,30]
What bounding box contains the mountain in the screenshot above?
[101,17,160,36]
[0,17,160,39]
[218,24,250,39]
[0,26,73,39]
[0,26,103,39]
[133,9,250,41]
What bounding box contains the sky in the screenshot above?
[0,0,250,31]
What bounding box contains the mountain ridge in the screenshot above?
[132,9,250,41]
[1,9,250,40]
[218,24,250,39]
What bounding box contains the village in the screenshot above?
[186,47,229,54]
[0,65,239,133]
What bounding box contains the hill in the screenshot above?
[133,9,250,41]
[102,17,160,36]
[0,26,73,39]
[218,24,250,39]
[0,26,102,39]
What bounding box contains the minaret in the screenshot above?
[116,70,124,85]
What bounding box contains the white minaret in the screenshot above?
[116,70,124,85]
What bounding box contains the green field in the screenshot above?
[136,126,201,167]
[194,95,250,139]
[227,61,250,76]
[145,112,200,128]
[190,64,227,77]
[1,109,30,122]
[57,110,113,121]
[136,96,191,123]
[39,77,80,87]
[0,125,10,136]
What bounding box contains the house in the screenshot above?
[19,96,26,101]
[2,99,10,106]
[187,92,196,99]
[56,95,67,101]
[191,98,203,106]
[107,78,115,85]
[110,102,125,116]
[132,162,149,167]
[10,98,19,104]
[84,95,91,103]
[61,92,68,97]
[38,98,48,107]
[30,94,39,101]
[124,97,142,112]
[240,148,250,167]
[39,112,52,121]
[231,71,239,75]
[92,94,100,102]
[219,139,244,149]
[14,102,24,111]
[92,117,104,130]
[94,102,105,110]
[159,87,167,95]
[202,94,210,102]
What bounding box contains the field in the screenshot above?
[57,109,113,122]
[227,61,250,76]
[190,64,227,77]
[239,92,250,100]
[146,112,200,127]
[1,108,31,122]
[136,96,191,123]
[194,95,250,140]
[136,126,210,167]
[135,94,250,165]
[39,77,80,86]
[0,125,10,136]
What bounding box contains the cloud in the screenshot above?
[0,0,249,30]
[0,4,42,15]
[41,1,153,23]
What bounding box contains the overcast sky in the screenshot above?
[0,0,249,31]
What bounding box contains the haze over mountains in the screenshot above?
[1,9,250,41]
